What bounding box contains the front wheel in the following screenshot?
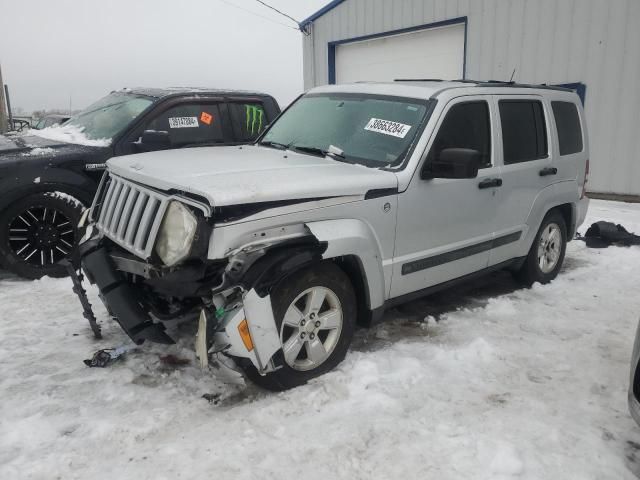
[0,192,84,279]
[243,262,356,391]
[514,210,567,286]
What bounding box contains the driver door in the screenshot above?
[391,96,502,298]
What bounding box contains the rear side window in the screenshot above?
[146,103,224,147]
[499,100,547,164]
[228,102,267,142]
[429,101,492,168]
[552,101,583,155]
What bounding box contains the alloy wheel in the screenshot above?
[8,206,75,267]
[279,286,343,371]
[537,222,562,274]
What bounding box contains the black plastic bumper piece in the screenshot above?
[81,246,175,345]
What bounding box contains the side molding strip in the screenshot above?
[401,231,522,275]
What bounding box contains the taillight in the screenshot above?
[581,159,589,199]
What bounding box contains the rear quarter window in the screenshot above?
[552,101,583,155]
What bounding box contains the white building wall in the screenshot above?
[302,0,640,196]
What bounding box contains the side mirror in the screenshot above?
[137,130,170,152]
[422,148,481,180]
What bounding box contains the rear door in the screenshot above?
[489,95,555,265]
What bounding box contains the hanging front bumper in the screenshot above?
[76,237,283,374]
[79,240,175,345]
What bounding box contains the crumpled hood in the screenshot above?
[107,145,398,207]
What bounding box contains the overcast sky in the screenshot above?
[0,0,327,113]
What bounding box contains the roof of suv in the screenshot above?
[309,79,575,101]
[121,87,273,99]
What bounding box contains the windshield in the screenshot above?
[65,92,154,140]
[260,93,431,167]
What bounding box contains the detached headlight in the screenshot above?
[155,201,198,267]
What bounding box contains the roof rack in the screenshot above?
[393,78,573,93]
[394,78,481,84]
[394,78,447,82]
[476,81,573,93]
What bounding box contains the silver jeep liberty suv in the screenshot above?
[76,80,589,390]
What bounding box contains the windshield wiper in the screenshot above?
[259,140,289,150]
[290,145,347,161]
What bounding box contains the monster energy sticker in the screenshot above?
[364,118,412,138]
[245,105,265,135]
[168,117,199,128]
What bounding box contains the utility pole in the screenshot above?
[0,63,7,134]
[5,85,13,127]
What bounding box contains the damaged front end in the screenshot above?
[74,172,325,377]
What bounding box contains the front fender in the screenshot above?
[306,219,386,310]
[0,167,97,210]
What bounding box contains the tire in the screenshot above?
[0,192,84,279]
[242,262,357,391]
[514,210,567,286]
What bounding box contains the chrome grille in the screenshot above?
[94,173,168,259]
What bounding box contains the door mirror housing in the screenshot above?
[138,130,170,152]
[422,148,481,180]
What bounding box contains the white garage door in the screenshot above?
[335,23,465,84]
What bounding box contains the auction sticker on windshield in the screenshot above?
[168,117,199,128]
[364,118,412,138]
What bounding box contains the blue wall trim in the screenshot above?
[327,17,468,85]
[300,0,348,28]
[555,82,587,105]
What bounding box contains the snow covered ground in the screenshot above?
[1,199,640,480]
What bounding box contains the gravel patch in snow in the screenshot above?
[1,199,640,479]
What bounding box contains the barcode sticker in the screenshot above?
[364,118,412,138]
[168,117,199,128]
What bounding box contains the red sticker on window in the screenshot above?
[200,112,213,125]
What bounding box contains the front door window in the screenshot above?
[146,103,224,148]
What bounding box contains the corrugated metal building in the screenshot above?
[300,0,640,197]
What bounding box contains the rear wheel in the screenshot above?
[514,210,567,286]
[0,192,84,279]
[243,262,356,391]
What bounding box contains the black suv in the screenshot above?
[0,87,280,279]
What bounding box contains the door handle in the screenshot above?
[539,167,558,177]
[478,178,503,189]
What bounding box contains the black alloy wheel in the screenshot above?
[0,193,84,279]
